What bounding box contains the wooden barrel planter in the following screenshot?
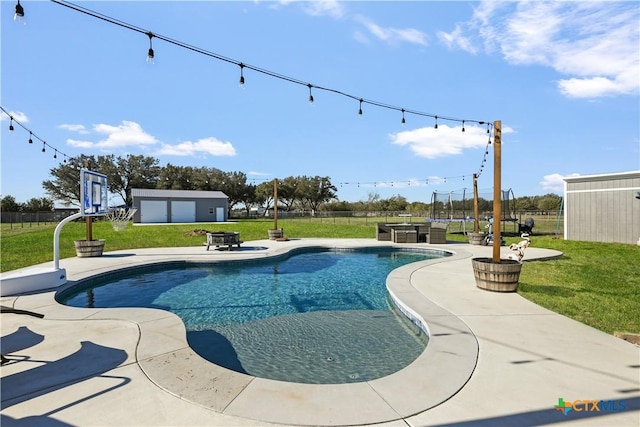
[471,257,522,292]
[74,239,106,258]
[267,229,284,240]
[467,232,486,246]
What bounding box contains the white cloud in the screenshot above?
[1,110,28,122]
[92,121,157,148]
[389,124,493,159]
[540,172,581,193]
[67,138,95,148]
[355,16,428,46]
[437,24,477,54]
[59,124,89,134]
[301,0,344,19]
[440,1,640,98]
[156,137,236,157]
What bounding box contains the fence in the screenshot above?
[233,210,564,236]
[1,210,78,228]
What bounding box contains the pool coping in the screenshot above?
[1,238,549,426]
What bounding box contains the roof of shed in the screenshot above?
[131,188,228,199]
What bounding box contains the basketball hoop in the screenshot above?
[106,207,137,231]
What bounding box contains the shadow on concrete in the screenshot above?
[1,341,129,410]
[427,396,639,427]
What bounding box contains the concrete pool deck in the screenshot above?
[1,238,639,426]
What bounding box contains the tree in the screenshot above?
[0,195,21,212]
[23,197,54,212]
[101,154,160,206]
[219,171,249,217]
[277,176,300,211]
[42,155,100,206]
[298,176,337,214]
[255,180,275,211]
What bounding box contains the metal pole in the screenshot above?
[54,212,83,270]
[493,120,502,263]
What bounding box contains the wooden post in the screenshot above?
[473,173,479,233]
[273,179,278,231]
[86,217,93,241]
[493,120,502,263]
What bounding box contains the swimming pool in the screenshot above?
[57,247,448,384]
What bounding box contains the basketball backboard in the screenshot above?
[80,169,108,217]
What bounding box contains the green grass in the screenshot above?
[1,219,638,335]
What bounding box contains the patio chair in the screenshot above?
[518,218,535,235]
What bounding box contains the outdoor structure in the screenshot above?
[131,189,229,224]
[563,171,640,245]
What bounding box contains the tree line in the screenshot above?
[0,154,563,214]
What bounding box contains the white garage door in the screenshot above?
[140,200,167,223]
[171,201,196,223]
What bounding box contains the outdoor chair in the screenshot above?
[518,218,535,235]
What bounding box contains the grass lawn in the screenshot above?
[1,218,638,336]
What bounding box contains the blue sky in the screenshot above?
[2,1,639,206]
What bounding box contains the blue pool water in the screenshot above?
[57,247,446,383]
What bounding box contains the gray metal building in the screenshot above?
[131,189,228,224]
[563,171,640,245]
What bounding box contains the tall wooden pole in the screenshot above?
[492,120,502,263]
[273,179,278,231]
[473,173,479,233]
[83,159,93,242]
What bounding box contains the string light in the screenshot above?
[50,0,492,132]
[308,84,314,103]
[1,106,71,163]
[14,0,25,23]
[401,109,406,124]
[146,32,155,64]
[9,117,14,131]
[462,120,465,132]
[434,116,438,129]
[239,63,245,87]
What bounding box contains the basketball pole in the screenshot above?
[492,120,502,263]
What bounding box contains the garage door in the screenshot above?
[171,201,196,223]
[140,200,167,223]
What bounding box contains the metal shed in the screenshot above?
[131,189,229,224]
[563,171,640,245]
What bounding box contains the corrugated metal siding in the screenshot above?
[564,171,640,244]
[131,188,228,199]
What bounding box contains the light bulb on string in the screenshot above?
[434,116,438,130]
[53,150,57,159]
[9,117,14,131]
[307,84,314,103]
[14,1,25,24]
[358,99,363,116]
[239,63,245,88]
[401,109,406,125]
[28,131,33,144]
[42,142,46,153]
[461,120,465,132]
[146,32,155,64]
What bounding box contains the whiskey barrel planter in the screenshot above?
[467,232,486,246]
[471,257,522,292]
[74,239,105,258]
[267,229,284,240]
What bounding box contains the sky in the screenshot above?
[1,0,639,207]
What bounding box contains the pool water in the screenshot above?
[58,247,445,384]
